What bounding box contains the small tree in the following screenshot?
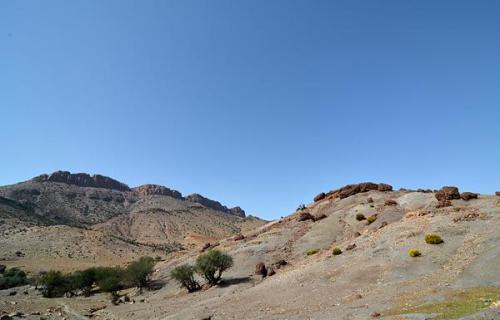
[126,256,155,289]
[94,267,125,292]
[196,250,233,286]
[39,270,69,298]
[171,264,200,292]
[68,268,96,296]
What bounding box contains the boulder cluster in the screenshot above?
[313,182,393,202]
[254,260,287,278]
[435,186,479,207]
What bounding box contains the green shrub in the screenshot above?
[366,215,377,224]
[93,267,125,292]
[408,249,421,257]
[125,256,155,289]
[297,204,306,211]
[39,270,70,297]
[171,264,200,292]
[196,250,233,286]
[332,247,342,255]
[355,213,366,221]
[306,249,319,256]
[68,268,96,296]
[0,267,27,290]
[425,234,444,244]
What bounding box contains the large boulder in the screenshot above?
[133,184,182,199]
[313,192,326,202]
[460,192,478,201]
[495,191,500,196]
[255,262,267,277]
[435,186,460,201]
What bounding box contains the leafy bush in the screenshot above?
[196,250,233,286]
[332,247,342,255]
[0,267,27,290]
[93,267,125,292]
[355,213,366,221]
[425,234,444,244]
[125,256,155,289]
[366,215,377,224]
[68,268,96,296]
[171,264,200,292]
[306,249,319,256]
[38,257,156,298]
[39,270,69,297]
[408,249,421,257]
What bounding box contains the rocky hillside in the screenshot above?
[0,171,264,271]
[90,183,497,320]
[1,181,499,320]
[0,171,249,225]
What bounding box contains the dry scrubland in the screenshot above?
[0,174,499,319]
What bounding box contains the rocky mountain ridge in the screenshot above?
[0,171,248,227]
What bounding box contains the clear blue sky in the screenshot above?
[1,1,499,220]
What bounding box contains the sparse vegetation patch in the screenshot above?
[408,249,421,257]
[425,234,444,244]
[356,213,366,221]
[306,249,319,256]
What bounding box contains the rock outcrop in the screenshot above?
[255,262,267,277]
[460,192,478,201]
[435,186,461,201]
[133,184,182,199]
[313,192,326,202]
[34,171,130,191]
[186,193,245,217]
[320,182,393,201]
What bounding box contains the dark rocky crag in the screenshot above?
[186,193,246,217]
[34,171,130,191]
[133,184,183,199]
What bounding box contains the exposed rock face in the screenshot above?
[186,194,245,217]
[377,183,393,192]
[460,192,478,201]
[435,186,461,201]
[495,191,500,196]
[229,207,246,217]
[323,182,393,200]
[34,171,130,191]
[133,184,182,199]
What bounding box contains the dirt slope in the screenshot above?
[1,186,499,320]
